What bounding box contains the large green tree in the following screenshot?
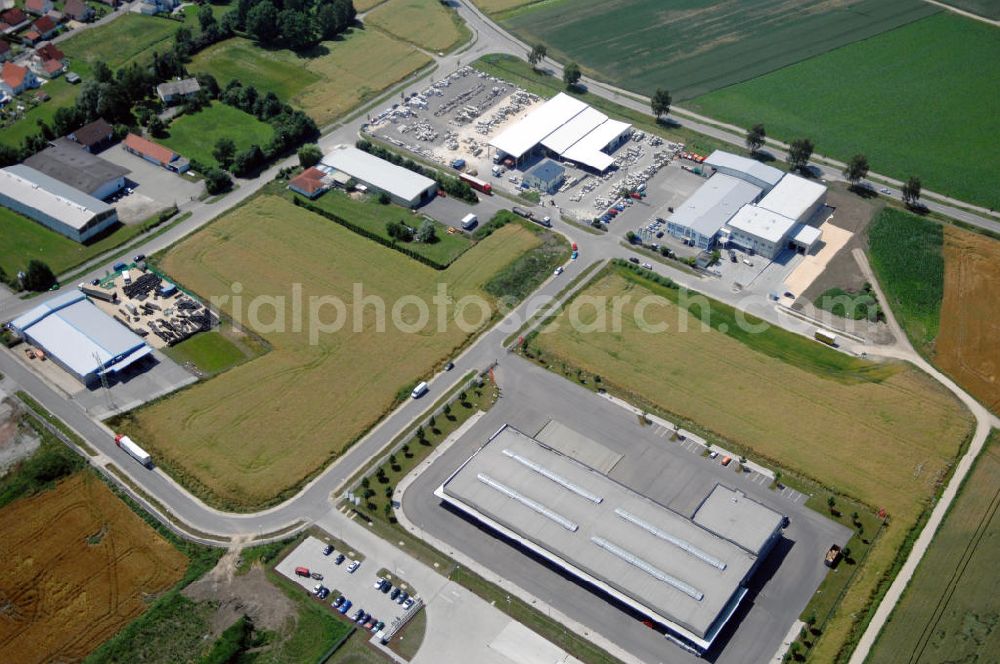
[246,0,279,45]
[745,123,766,154]
[843,154,870,188]
[787,138,815,173]
[902,176,922,207]
[563,62,581,89]
[23,260,56,292]
[528,43,547,70]
[650,88,671,121]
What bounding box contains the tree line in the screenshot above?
[236,0,356,52]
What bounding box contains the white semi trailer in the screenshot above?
[115,434,152,468]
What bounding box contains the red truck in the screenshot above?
[459,173,492,195]
[295,566,311,577]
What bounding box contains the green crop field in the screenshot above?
[366,0,469,52]
[690,13,1000,210]
[527,263,974,661]
[502,0,936,100]
[115,195,545,510]
[0,207,148,278]
[190,30,431,126]
[939,0,1000,19]
[869,432,1000,663]
[867,208,944,354]
[294,189,473,266]
[160,103,274,169]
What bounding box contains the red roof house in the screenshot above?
[288,167,330,199]
[1,61,39,94]
[123,133,190,173]
[62,0,93,21]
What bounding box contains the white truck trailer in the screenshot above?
[115,434,152,468]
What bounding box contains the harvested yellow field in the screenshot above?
[296,29,431,125]
[937,226,1000,414]
[119,196,540,510]
[534,269,972,520]
[0,473,186,662]
[366,0,468,52]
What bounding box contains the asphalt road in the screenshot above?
[1,6,998,661]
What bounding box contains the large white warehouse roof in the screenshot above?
[725,205,797,244]
[321,146,436,203]
[0,165,114,230]
[491,93,588,160]
[562,118,631,172]
[489,93,631,171]
[667,174,762,238]
[11,291,151,379]
[439,425,782,649]
[758,174,827,222]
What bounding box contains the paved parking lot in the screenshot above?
[276,535,416,639]
[402,356,851,664]
[99,145,203,222]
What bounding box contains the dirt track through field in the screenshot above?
[936,226,1000,414]
[0,473,186,663]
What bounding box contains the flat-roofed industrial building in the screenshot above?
[663,174,763,250]
[321,145,437,207]
[9,290,152,384]
[489,92,631,173]
[0,164,118,242]
[437,425,784,652]
[24,137,129,200]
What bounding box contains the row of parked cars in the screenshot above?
[373,575,415,611]
[331,594,385,634]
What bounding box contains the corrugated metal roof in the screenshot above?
[0,165,113,229]
[490,92,588,159]
[705,150,783,187]
[321,146,435,202]
[561,118,630,171]
[441,426,780,643]
[667,174,761,239]
[11,291,149,378]
[540,106,607,155]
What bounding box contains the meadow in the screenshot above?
[934,227,1000,415]
[867,208,944,354]
[502,0,936,100]
[0,473,187,662]
[0,207,148,278]
[366,0,469,52]
[472,0,536,14]
[116,195,544,510]
[294,188,473,265]
[690,13,1000,210]
[162,321,266,378]
[531,266,971,519]
[0,14,182,149]
[528,264,973,662]
[869,433,1000,663]
[160,103,275,169]
[190,30,431,127]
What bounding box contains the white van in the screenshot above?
[411,382,429,399]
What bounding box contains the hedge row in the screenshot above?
[292,197,450,270]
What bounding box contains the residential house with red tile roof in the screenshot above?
[1,8,30,33]
[1,61,39,95]
[123,133,190,173]
[288,167,331,199]
[23,15,56,43]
